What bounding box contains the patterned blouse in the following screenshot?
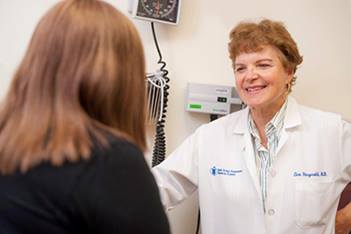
[248,100,288,213]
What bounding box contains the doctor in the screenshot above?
[152,19,351,234]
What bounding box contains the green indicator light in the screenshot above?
[189,104,202,109]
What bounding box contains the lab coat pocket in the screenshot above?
[294,179,334,229]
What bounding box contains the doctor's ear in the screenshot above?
[285,67,295,82]
[285,66,295,76]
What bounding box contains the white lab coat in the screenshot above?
[152,97,351,234]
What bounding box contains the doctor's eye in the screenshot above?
[257,63,272,69]
[235,67,246,73]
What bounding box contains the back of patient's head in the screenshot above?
[0,0,146,174]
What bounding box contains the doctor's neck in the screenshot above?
[249,96,287,131]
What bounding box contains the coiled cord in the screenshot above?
[151,22,170,167]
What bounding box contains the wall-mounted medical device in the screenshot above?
[128,0,181,167]
[146,71,167,123]
[186,83,242,115]
[127,0,183,167]
[129,0,181,25]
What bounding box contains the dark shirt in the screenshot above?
[0,137,170,234]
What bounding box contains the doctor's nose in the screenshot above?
[245,67,259,80]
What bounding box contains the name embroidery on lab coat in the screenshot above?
[210,166,243,176]
[293,171,328,177]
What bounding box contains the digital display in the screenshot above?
[217,97,227,103]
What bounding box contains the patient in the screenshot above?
[0,0,170,233]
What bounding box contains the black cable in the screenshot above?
[151,22,170,167]
[210,114,218,122]
[195,209,201,234]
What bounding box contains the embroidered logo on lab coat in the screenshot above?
[210,166,243,176]
[293,171,328,177]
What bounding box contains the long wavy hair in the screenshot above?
[0,0,147,174]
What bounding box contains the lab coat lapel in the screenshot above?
[244,131,261,195]
[232,108,261,196]
[276,97,302,155]
[276,130,288,156]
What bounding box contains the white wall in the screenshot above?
[1,1,351,234]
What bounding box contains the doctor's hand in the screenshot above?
[336,202,351,234]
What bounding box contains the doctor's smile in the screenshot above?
[246,85,267,95]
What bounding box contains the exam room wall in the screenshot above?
[0,1,350,234]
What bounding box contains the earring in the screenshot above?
[286,82,291,93]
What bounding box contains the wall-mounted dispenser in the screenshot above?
[186,83,243,116]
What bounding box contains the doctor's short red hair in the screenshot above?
[228,19,303,86]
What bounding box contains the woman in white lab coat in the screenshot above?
[152,19,351,234]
